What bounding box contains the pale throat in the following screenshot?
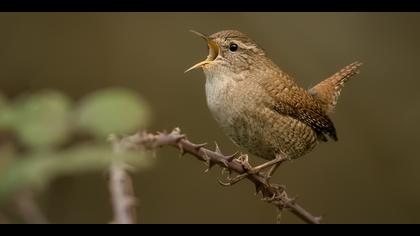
[204,69,239,127]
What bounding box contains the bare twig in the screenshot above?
[109,135,138,224]
[123,128,322,224]
[15,191,49,224]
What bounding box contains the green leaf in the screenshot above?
[12,90,73,149]
[0,144,153,203]
[77,88,151,139]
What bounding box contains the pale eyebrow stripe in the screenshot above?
[224,37,256,49]
[235,41,257,50]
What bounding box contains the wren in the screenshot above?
[186,30,361,180]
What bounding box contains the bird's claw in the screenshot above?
[218,171,248,186]
[261,184,289,203]
[217,155,259,187]
[261,194,277,202]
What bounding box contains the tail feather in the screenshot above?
[309,61,362,114]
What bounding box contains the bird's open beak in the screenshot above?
[185,30,220,73]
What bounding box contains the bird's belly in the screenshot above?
[227,111,319,160]
[205,78,318,160]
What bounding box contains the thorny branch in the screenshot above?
[118,127,322,224]
[109,135,138,224]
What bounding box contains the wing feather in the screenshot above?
[258,73,338,141]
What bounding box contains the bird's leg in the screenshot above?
[263,163,281,185]
[264,154,288,181]
[247,153,287,175]
[219,154,287,186]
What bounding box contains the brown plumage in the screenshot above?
[186,30,361,177]
[309,62,362,114]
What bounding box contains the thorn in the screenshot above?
[192,142,207,151]
[169,130,187,142]
[172,127,181,134]
[177,142,185,157]
[171,128,187,141]
[237,153,249,163]
[222,160,229,168]
[175,134,186,141]
[214,142,222,154]
[255,183,263,195]
[202,151,216,173]
[204,159,216,173]
[225,151,239,162]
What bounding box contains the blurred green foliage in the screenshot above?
[13,91,73,149]
[0,88,152,204]
[77,88,150,139]
[0,145,151,202]
[0,94,12,129]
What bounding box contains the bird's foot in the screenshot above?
[261,184,287,202]
[218,154,288,187]
[218,154,262,186]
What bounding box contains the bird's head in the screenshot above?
[185,30,267,75]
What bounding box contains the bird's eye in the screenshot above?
[229,43,238,52]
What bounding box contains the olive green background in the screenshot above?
[0,13,419,223]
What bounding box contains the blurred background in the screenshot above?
[0,12,419,224]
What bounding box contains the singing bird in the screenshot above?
[186,30,361,181]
